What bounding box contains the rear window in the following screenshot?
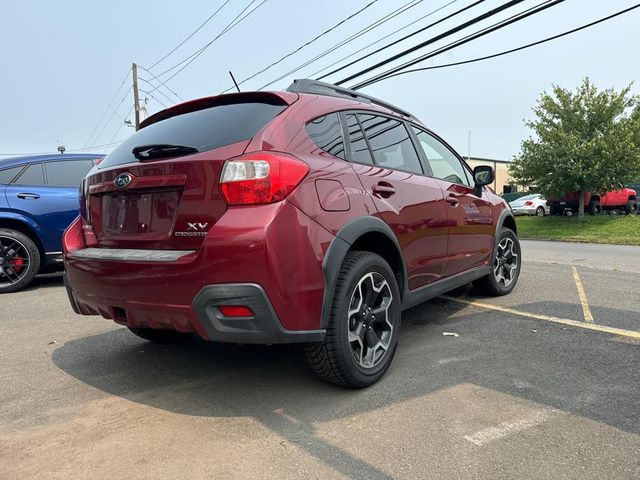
[99,101,287,169]
[45,159,95,187]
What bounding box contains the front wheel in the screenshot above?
[625,200,638,215]
[536,206,545,216]
[0,229,40,293]
[305,251,401,388]
[473,228,521,296]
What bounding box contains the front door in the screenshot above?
[410,127,494,276]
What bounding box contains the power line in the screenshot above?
[147,0,269,94]
[222,0,381,92]
[90,84,133,145]
[318,0,484,83]
[370,3,640,85]
[336,0,526,86]
[256,0,455,91]
[137,65,184,101]
[139,78,177,105]
[83,70,130,148]
[148,0,233,70]
[107,105,135,145]
[307,0,457,80]
[139,88,170,108]
[351,0,566,89]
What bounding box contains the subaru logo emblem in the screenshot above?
[114,173,132,188]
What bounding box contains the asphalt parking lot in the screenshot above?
[1,240,638,479]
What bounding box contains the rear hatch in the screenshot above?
[81,92,295,251]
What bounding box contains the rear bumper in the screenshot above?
[511,207,536,216]
[63,201,333,343]
[64,277,324,343]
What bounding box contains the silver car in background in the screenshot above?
[509,194,549,216]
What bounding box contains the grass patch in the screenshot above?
[516,214,640,245]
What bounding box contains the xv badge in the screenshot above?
[187,222,209,231]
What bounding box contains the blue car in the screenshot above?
[0,153,103,292]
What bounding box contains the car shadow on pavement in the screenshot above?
[21,272,64,292]
[51,296,639,479]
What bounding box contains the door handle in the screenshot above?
[446,193,460,207]
[371,182,395,198]
[17,193,40,200]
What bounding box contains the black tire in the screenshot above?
[625,200,638,215]
[473,228,521,296]
[588,201,602,215]
[536,206,545,216]
[0,228,40,293]
[305,251,401,388]
[128,327,185,343]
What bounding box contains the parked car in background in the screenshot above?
[509,193,548,216]
[0,153,103,292]
[63,79,520,388]
[548,186,637,215]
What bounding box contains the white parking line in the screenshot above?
[463,409,560,446]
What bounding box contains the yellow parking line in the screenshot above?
[571,266,594,323]
[441,296,640,340]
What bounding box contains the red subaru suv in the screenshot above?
[63,80,520,388]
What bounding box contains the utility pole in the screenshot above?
[132,63,141,131]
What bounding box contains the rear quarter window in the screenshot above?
[305,113,346,160]
[99,101,286,169]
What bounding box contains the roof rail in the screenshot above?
[286,79,415,120]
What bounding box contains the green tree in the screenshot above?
[509,78,640,218]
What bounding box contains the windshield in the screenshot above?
[99,101,287,169]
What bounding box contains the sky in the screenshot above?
[1,0,639,160]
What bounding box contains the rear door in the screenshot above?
[344,112,448,289]
[410,126,494,277]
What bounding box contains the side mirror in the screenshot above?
[473,165,493,197]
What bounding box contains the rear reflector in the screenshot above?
[219,305,254,317]
[220,152,309,205]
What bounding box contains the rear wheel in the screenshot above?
[305,251,401,388]
[625,200,638,215]
[536,206,545,216]
[128,327,185,343]
[473,228,521,296]
[588,201,602,215]
[0,229,40,293]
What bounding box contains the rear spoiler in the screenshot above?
[140,91,299,129]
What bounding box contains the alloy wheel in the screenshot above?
[0,235,30,287]
[347,272,394,369]
[493,237,518,288]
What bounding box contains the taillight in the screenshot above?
[523,201,534,206]
[220,151,309,205]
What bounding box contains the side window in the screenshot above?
[345,113,374,164]
[0,166,24,184]
[14,163,45,186]
[359,114,423,174]
[45,160,94,187]
[305,113,346,160]
[412,127,471,186]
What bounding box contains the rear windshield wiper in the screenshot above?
[132,144,199,160]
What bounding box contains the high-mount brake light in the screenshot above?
[220,152,309,205]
